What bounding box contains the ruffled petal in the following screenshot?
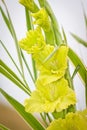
[46,110,87,130]
[32,8,51,32]
[24,78,76,113]
[19,27,46,54]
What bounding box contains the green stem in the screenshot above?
[32,58,37,80]
[25,8,37,80]
[40,113,48,127]
[46,113,52,123]
[21,51,35,83]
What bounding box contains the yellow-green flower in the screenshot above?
[32,8,51,32]
[33,44,54,70]
[19,27,46,54]
[24,78,76,113]
[35,45,68,85]
[46,109,87,130]
[19,0,38,12]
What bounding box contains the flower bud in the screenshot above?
[19,0,39,12]
[32,8,51,32]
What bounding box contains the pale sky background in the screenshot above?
[0,0,87,110]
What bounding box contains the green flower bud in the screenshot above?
[19,0,39,12]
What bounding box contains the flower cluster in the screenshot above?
[19,8,76,113]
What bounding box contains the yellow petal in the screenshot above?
[34,45,68,84]
[19,27,46,54]
[46,110,87,130]
[24,78,76,113]
[32,8,51,32]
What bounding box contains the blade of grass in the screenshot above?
[0,60,30,95]
[0,40,22,77]
[38,0,62,45]
[0,66,30,95]
[0,124,10,130]
[1,1,30,90]
[71,33,87,47]
[82,4,87,33]
[0,88,45,130]
[83,10,87,30]
[71,65,80,80]
[21,51,35,83]
[68,48,86,85]
[1,0,24,78]
[0,41,30,91]
[40,113,48,127]
[0,60,25,87]
[62,27,67,44]
[0,6,13,36]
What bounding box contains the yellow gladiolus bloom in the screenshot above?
[19,27,46,54]
[35,45,68,85]
[24,78,76,113]
[46,109,87,130]
[32,8,51,32]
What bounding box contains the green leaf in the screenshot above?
[0,88,45,130]
[0,40,22,77]
[71,65,80,80]
[82,4,87,31]
[62,27,67,44]
[0,124,10,130]
[0,6,13,36]
[21,51,35,83]
[68,48,86,84]
[1,1,24,77]
[0,60,30,95]
[0,60,24,87]
[71,33,87,47]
